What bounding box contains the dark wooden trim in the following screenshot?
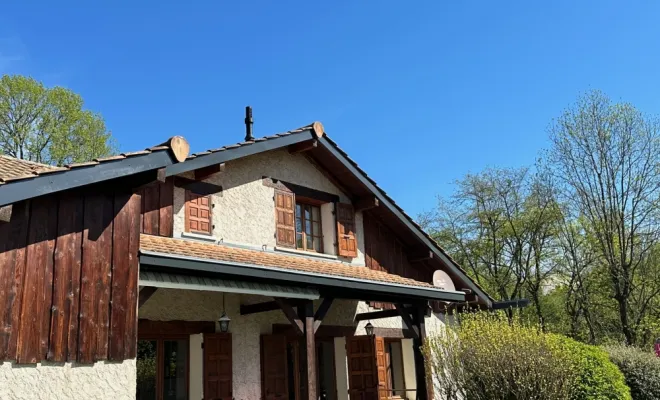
[174,176,223,196]
[354,196,379,211]
[166,129,316,176]
[138,320,215,337]
[408,251,434,263]
[0,150,177,208]
[313,297,334,333]
[354,306,416,322]
[413,306,429,400]
[318,136,492,307]
[239,298,308,315]
[194,163,225,180]
[274,298,303,335]
[138,287,158,308]
[140,253,466,302]
[289,139,318,154]
[262,177,339,204]
[394,303,419,339]
[302,301,317,400]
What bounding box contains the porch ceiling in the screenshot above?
[139,270,320,299]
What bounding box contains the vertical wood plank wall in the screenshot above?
[0,189,141,364]
[363,211,433,309]
[139,177,174,237]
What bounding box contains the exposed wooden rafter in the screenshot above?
[313,297,334,333]
[354,196,379,211]
[194,163,225,180]
[354,306,416,322]
[408,251,434,263]
[289,139,318,154]
[274,298,303,335]
[239,298,308,315]
[394,303,419,339]
[138,287,158,308]
[173,176,223,196]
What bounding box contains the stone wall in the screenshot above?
[0,360,136,400]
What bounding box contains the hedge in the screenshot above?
[605,345,660,400]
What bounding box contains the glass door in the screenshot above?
[137,338,189,400]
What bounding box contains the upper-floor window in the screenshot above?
[185,190,212,235]
[295,202,322,252]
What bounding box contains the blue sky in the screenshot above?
[2,1,659,216]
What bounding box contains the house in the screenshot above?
[0,119,494,400]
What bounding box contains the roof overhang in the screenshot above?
[139,270,320,300]
[139,251,466,303]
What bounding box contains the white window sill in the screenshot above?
[180,231,217,243]
[274,246,338,260]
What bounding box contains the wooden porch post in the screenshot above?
[298,300,317,400]
[413,305,429,400]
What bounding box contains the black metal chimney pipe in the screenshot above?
[244,106,254,141]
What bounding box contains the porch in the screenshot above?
[136,236,466,400]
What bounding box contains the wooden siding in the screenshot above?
[0,189,141,364]
[363,211,433,309]
[138,177,174,237]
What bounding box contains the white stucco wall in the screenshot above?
[139,288,447,400]
[0,360,135,400]
[172,148,366,265]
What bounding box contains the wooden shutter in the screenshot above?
[261,334,289,400]
[275,190,296,247]
[186,190,212,234]
[346,336,388,400]
[204,333,232,400]
[336,203,358,258]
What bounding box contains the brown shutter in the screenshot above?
[261,334,289,400]
[204,333,232,400]
[336,203,358,258]
[346,336,388,400]
[185,190,212,234]
[275,190,296,247]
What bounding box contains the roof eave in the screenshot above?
[316,136,493,307]
[139,250,466,303]
[0,150,177,207]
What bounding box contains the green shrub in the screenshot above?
[423,313,575,400]
[423,312,632,400]
[554,336,631,400]
[605,345,660,400]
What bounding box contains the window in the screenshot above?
[295,202,322,252]
[136,338,189,400]
[185,190,212,235]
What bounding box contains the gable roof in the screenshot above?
[164,122,494,306]
[0,136,190,207]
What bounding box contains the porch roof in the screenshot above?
[139,270,320,299]
[139,234,466,303]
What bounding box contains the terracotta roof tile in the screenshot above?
[140,234,438,290]
[0,141,176,186]
[0,155,63,183]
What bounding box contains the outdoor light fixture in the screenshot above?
[218,312,231,333]
[218,293,231,333]
[365,321,374,336]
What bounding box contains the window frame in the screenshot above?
[184,189,212,235]
[294,198,324,253]
[137,334,190,400]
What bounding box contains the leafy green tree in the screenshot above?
[0,74,115,166]
[547,90,660,345]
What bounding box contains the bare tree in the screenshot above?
[547,90,660,345]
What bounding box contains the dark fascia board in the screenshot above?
[317,136,492,307]
[139,252,466,303]
[165,129,315,177]
[0,150,176,208]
